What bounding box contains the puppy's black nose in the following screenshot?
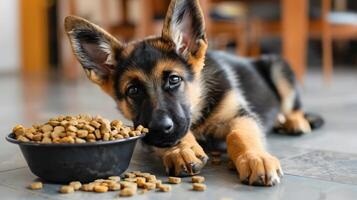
[149,113,174,134]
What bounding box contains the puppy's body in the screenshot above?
[192,51,279,138]
[65,0,323,187]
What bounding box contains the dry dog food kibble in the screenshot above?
[192,176,205,183]
[211,157,221,165]
[143,182,156,190]
[211,151,222,165]
[108,176,121,182]
[211,151,221,156]
[124,177,137,182]
[29,171,205,196]
[108,183,121,191]
[69,181,82,190]
[29,182,43,190]
[158,184,171,192]
[192,183,207,191]
[119,188,135,197]
[81,183,95,192]
[146,175,156,183]
[12,114,148,144]
[120,181,137,190]
[155,180,162,188]
[93,185,108,193]
[124,172,136,178]
[168,177,181,184]
[60,185,75,194]
[136,177,146,188]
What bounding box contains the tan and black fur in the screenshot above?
[65,0,323,187]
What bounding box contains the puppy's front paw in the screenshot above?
[276,111,311,135]
[234,151,283,186]
[162,144,208,177]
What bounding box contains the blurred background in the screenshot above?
[0,0,357,124]
[0,0,356,82]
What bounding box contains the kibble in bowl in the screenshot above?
[6,114,148,183]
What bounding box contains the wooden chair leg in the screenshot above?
[136,0,155,38]
[322,0,333,84]
[250,19,262,57]
[236,21,248,56]
[322,24,333,83]
[282,0,308,83]
[58,0,81,81]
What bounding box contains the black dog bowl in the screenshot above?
[6,133,143,183]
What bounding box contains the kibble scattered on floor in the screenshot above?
[59,185,74,194]
[227,160,236,171]
[192,176,205,183]
[120,187,136,197]
[28,171,206,197]
[69,181,82,190]
[168,176,181,184]
[158,184,171,192]
[192,183,207,191]
[29,182,43,190]
[211,151,222,165]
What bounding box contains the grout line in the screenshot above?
[279,149,316,161]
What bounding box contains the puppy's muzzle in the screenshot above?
[148,110,174,135]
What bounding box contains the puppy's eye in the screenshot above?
[126,85,139,97]
[168,75,181,86]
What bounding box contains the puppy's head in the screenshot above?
[65,0,207,147]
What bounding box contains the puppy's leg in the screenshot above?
[154,132,208,177]
[274,62,313,134]
[256,55,312,135]
[227,117,283,186]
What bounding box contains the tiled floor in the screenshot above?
[1,68,357,199]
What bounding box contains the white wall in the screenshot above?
[0,0,20,73]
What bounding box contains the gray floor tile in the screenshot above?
[0,182,63,200]
[1,167,357,200]
[282,150,357,185]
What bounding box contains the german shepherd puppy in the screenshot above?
[65,0,323,186]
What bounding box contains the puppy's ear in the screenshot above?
[64,16,123,86]
[162,0,207,73]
